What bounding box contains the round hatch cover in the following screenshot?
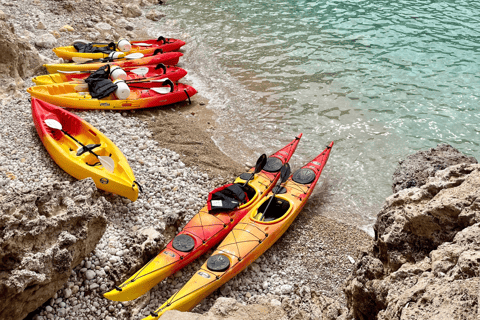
[292,168,316,184]
[207,254,230,272]
[263,157,283,173]
[172,234,195,252]
[239,172,253,181]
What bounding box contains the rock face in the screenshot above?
[344,145,480,320]
[160,297,286,320]
[392,144,477,193]
[0,179,108,320]
[0,21,43,80]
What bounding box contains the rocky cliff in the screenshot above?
[344,145,480,320]
[0,179,108,320]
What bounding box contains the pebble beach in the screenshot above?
[0,1,372,319]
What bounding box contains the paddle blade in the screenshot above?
[134,43,152,47]
[130,67,149,76]
[254,154,267,173]
[72,57,93,63]
[44,119,63,130]
[73,39,90,46]
[99,156,115,173]
[151,87,170,94]
[280,163,291,183]
[74,83,89,91]
[125,52,144,60]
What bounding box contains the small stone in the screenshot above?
[59,25,74,32]
[262,281,269,290]
[51,31,61,39]
[174,271,183,278]
[85,270,96,280]
[280,284,293,294]
[64,288,72,298]
[90,283,99,290]
[95,22,112,32]
[37,21,46,29]
[45,306,53,313]
[270,298,281,307]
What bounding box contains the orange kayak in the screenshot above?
[104,134,302,301]
[143,142,334,319]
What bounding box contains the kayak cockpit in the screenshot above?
[252,196,293,223]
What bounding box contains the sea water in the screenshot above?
[159,0,480,233]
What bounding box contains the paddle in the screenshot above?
[73,78,172,92]
[259,163,291,221]
[71,52,144,64]
[44,119,115,173]
[242,154,267,187]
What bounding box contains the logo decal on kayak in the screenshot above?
[100,103,110,107]
[100,178,109,184]
[164,251,176,258]
[198,271,211,279]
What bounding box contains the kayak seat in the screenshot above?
[240,183,256,202]
[257,197,291,222]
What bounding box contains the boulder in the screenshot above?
[146,10,165,21]
[392,144,477,193]
[0,179,108,320]
[123,4,142,18]
[344,146,480,320]
[0,21,43,79]
[35,33,57,48]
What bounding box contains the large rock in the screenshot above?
[160,297,286,320]
[35,33,57,48]
[0,21,43,80]
[344,147,480,320]
[392,144,477,193]
[123,4,142,18]
[0,179,108,320]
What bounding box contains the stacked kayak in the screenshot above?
[53,37,186,61]
[104,134,302,301]
[32,64,187,86]
[143,142,334,319]
[31,98,140,201]
[27,78,197,110]
[44,51,183,74]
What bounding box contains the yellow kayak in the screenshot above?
[31,98,140,201]
[53,37,186,61]
[143,142,334,319]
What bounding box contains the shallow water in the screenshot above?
[159,0,480,232]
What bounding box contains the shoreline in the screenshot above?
[0,1,372,320]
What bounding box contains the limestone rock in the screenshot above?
[392,144,477,193]
[146,10,165,21]
[36,21,46,30]
[160,297,286,320]
[35,33,57,48]
[344,146,480,320]
[0,179,108,320]
[123,4,142,18]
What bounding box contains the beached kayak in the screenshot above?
[44,52,183,74]
[32,64,187,86]
[53,37,186,61]
[27,80,197,110]
[103,134,302,302]
[31,98,140,201]
[143,142,333,319]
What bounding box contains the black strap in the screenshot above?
[155,63,167,74]
[153,48,164,56]
[157,36,166,44]
[184,89,191,104]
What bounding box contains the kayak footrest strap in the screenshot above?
[184,89,191,104]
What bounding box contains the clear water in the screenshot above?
[159,0,480,232]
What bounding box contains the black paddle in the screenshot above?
[259,163,291,221]
[242,154,267,187]
[44,119,115,173]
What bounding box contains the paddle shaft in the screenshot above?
[61,129,100,158]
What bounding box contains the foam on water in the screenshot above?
[158,0,480,231]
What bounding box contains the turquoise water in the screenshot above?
[161,0,480,231]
